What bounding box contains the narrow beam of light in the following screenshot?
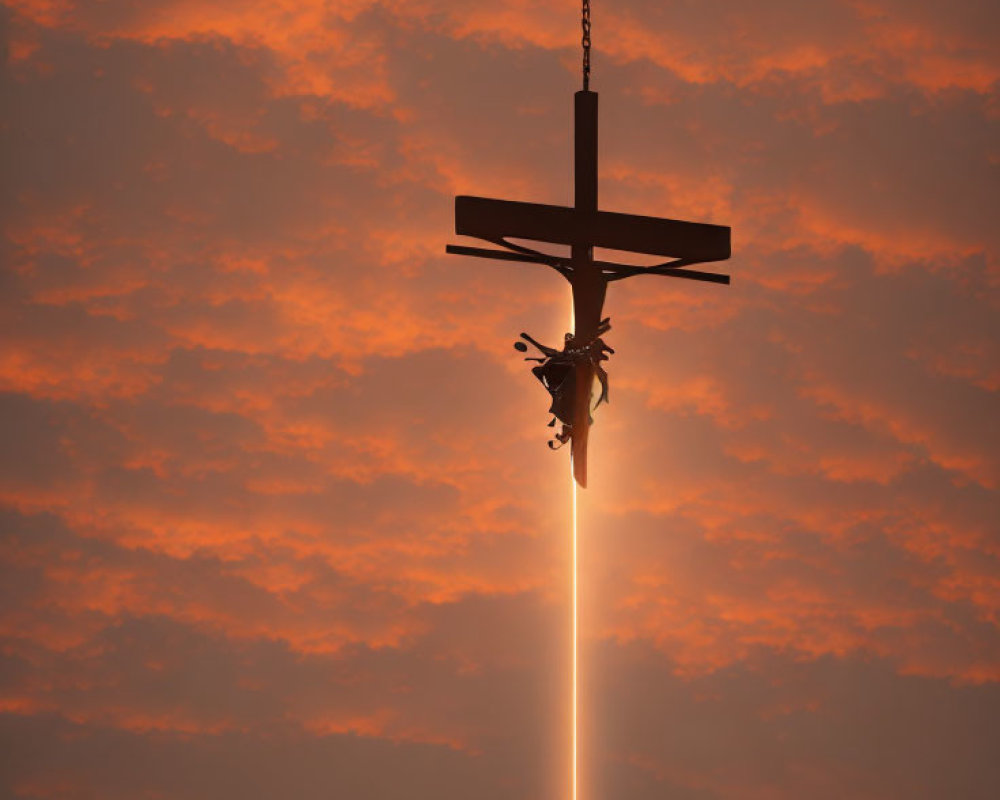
[569,294,578,800]
[571,457,578,800]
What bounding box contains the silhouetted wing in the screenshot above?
[456,196,731,264]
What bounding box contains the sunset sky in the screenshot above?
[1,1,998,798]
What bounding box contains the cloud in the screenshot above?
[1,0,997,797]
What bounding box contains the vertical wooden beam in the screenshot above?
[574,90,598,215]
[571,90,605,339]
[572,90,601,488]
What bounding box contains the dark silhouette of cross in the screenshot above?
[447,90,731,487]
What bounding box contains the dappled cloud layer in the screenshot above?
[1,0,998,797]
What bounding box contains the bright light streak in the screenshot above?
[569,293,578,800]
[572,459,578,800]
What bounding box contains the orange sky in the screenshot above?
[1,1,998,798]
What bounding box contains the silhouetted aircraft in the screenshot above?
[447,91,731,487]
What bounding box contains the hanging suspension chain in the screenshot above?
[582,0,591,90]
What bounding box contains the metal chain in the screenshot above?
[582,0,591,90]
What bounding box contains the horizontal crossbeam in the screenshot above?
[445,244,730,284]
[606,263,730,284]
[456,196,731,264]
[445,244,555,266]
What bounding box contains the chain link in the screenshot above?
[582,0,591,90]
